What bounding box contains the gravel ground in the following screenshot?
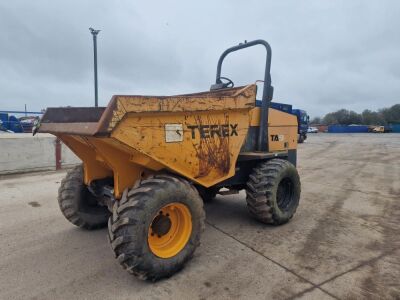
[0,133,399,299]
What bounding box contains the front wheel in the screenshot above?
[108,175,205,281]
[246,159,301,225]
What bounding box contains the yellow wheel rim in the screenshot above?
[148,202,192,258]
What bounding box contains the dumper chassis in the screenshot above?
[37,39,301,281]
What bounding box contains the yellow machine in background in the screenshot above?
[372,126,385,133]
[37,39,301,281]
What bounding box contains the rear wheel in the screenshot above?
[108,175,205,281]
[246,159,301,225]
[58,165,109,229]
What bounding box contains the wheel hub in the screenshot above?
[151,212,172,237]
[147,202,192,258]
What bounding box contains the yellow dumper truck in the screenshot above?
[36,39,300,280]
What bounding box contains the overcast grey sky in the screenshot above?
[1,1,399,117]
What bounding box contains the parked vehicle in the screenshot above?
[307,127,318,133]
[371,126,384,133]
[0,114,23,132]
[292,109,309,142]
[0,111,43,133]
[36,39,302,281]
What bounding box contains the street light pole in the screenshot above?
[89,27,100,107]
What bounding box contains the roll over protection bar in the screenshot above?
[214,39,273,152]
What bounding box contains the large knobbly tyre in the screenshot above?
[58,165,109,229]
[108,174,205,281]
[246,159,301,225]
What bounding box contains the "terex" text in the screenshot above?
[187,124,238,139]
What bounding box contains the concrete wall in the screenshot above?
[0,133,80,175]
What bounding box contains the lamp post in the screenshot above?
[89,27,100,107]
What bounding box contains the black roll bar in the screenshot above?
[215,39,273,152]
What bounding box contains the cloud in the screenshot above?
[0,0,399,117]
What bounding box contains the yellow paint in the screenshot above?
[52,84,298,198]
[85,138,144,198]
[59,135,162,198]
[106,84,256,133]
[249,107,298,150]
[59,135,112,184]
[372,126,384,133]
[148,202,192,258]
[111,110,250,187]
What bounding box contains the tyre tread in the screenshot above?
[245,159,300,225]
[58,165,108,230]
[108,174,205,281]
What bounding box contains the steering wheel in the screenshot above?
[218,76,234,88]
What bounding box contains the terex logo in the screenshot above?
[187,124,238,139]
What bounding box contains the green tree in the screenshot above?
[361,109,385,125]
[323,109,362,125]
[320,104,400,125]
[323,113,338,125]
[380,104,400,124]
